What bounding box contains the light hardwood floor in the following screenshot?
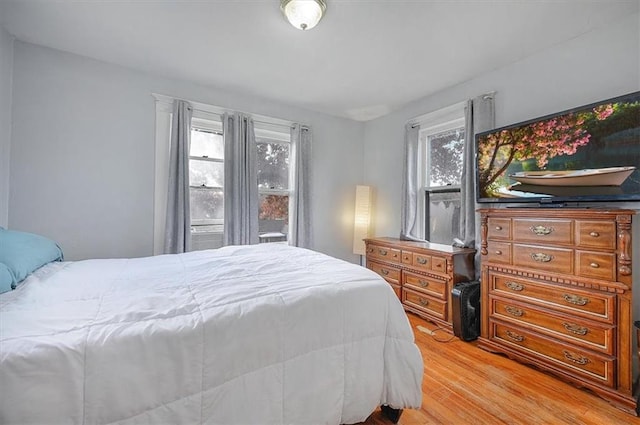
[360,313,640,425]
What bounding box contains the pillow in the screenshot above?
[0,263,13,294]
[0,228,63,288]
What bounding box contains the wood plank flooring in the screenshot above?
[360,313,640,425]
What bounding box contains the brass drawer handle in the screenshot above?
[505,281,524,291]
[589,231,600,238]
[530,225,553,235]
[495,250,502,255]
[531,253,554,263]
[416,256,428,265]
[563,294,589,306]
[563,350,590,365]
[505,306,524,317]
[562,322,588,336]
[495,225,502,231]
[506,330,524,342]
[378,249,387,256]
[380,269,389,276]
[419,279,429,288]
[367,247,374,253]
[418,297,429,307]
[589,262,599,268]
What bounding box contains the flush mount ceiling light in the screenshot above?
[280,0,327,31]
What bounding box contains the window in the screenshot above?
[152,94,300,254]
[416,103,465,243]
[421,118,465,188]
[256,128,292,243]
[189,117,225,250]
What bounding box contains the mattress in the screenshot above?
[0,244,423,424]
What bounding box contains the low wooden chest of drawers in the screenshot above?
[364,237,475,331]
[478,208,637,415]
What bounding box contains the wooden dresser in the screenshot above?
[478,208,637,415]
[364,237,475,331]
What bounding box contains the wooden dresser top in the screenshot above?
[364,237,475,255]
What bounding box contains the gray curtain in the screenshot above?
[223,112,259,245]
[459,93,495,274]
[400,123,424,241]
[290,124,312,248]
[164,100,193,254]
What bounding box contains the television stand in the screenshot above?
[478,207,637,415]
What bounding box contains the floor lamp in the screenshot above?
[353,185,372,266]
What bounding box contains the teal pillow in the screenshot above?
[0,228,63,288]
[0,263,13,294]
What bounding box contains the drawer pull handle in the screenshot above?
[530,225,553,236]
[563,294,589,306]
[418,297,429,307]
[563,350,590,365]
[416,257,428,265]
[563,322,588,336]
[419,280,429,288]
[505,281,524,291]
[506,330,524,342]
[505,306,524,317]
[380,269,389,276]
[367,247,374,253]
[531,253,554,263]
[378,249,387,256]
[495,250,502,255]
[495,225,502,231]
[589,231,600,238]
[589,262,599,268]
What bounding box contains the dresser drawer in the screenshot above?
[575,220,616,250]
[487,218,511,240]
[575,250,616,281]
[367,260,400,285]
[512,243,573,274]
[486,241,512,264]
[513,218,573,245]
[403,271,447,299]
[366,244,401,263]
[491,297,614,355]
[490,321,615,387]
[403,288,447,320]
[410,252,433,271]
[489,273,615,323]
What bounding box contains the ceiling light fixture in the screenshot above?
[280,0,327,31]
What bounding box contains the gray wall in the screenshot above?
[363,12,640,239]
[0,26,12,228]
[9,41,364,261]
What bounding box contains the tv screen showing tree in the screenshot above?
[475,91,640,204]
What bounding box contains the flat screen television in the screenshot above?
[475,91,640,205]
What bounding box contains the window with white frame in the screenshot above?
[189,118,224,231]
[152,94,299,253]
[256,128,292,243]
[421,117,465,188]
[417,103,465,243]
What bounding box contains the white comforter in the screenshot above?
[0,244,423,425]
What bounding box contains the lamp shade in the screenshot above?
[281,0,327,31]
[353,185,372,256]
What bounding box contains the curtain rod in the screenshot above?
[409,91,496,128]
[152,93,308,131]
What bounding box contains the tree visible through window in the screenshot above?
[424,126,465,187]
[189,127,224,233]
[419,113,465,243]
[256,134,291,242]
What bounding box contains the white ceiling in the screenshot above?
[0,0,638,121]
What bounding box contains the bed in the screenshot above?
[0,240,423,424]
